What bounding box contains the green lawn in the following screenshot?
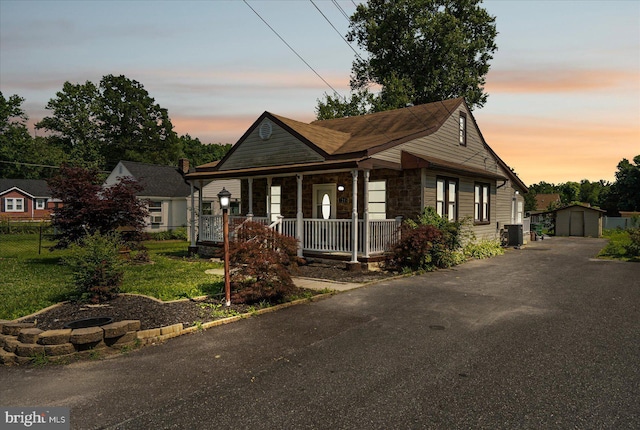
[598,229,639,262]
[0,235,224,320]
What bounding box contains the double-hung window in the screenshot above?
[436,177,458,221]
[474,183,490,223]
[36,198,46,210]
[4,198,24,212]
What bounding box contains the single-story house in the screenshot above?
[0,178,59,221]
[104,160,241,237]
[553,204,605,237]
[104,160,192,232]
[184,98,528,264]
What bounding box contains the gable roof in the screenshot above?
[188,98,526,191]
[117,161,191,198]
[535,193,561,210]
[0,178,51,198]
[310,97,463,155]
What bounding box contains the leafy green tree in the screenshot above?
[36,81,104,169]
[559,181,580,205]
[178,135,232,167]
[317,0,498,118]
[98,74,181,167]
[611,155,640,211]
[316,89,373,120]
[0,92,66,178]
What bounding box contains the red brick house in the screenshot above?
[185,98,528,264]
[0,179,59,221]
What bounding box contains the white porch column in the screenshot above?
[247,177,253,216]
[266,177,272,222]
[198,180,203,220]
[296,174,304,257]
[363,169,370,258]
[189,181,196,248]
[350,169,359,264]
[421,168,427,210]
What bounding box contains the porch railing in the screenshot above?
[198,215,401,256]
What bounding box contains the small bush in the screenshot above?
[624,228,640,258]
[229,221,300,304]
[387,224,443,271]
[599,229,632,259]
[464,239,505,260]
[388,207,469,272]
[146,227,188,241]
[63,232,124,303]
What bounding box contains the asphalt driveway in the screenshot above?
[1,237,639,429]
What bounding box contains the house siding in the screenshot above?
[221,120,324,171]
[372,103,502,176]
[0,190,55,221]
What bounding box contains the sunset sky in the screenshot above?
[1,0,638,185]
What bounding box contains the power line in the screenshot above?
[0,160,61,169]
[332,0,351,22]
[310,0,364,62]
[243,0,340,96]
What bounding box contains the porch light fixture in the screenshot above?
[337,184,345,192]
[218,187,231,210]
[218,188,232,306]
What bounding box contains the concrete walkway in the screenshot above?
[205,268,363,292]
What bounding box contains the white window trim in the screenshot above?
[436,178,458,221]
[474,183,490,223]
[4,197,24,212]
[35,198,46,210]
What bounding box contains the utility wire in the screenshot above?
[0,160,60,169]
[310,0,364,62]
[332,0,351,22]
[243,0,340,96]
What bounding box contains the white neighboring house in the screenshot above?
[104,160,192,233]
[104,159,241,239]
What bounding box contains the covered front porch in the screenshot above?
[187,163,404,265]
[196,214,402,261]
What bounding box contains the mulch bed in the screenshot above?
[19,262,397,331]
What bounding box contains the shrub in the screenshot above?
[464,239,505,260]
[387,224,445,271]
[63,231,124,303]
[624,227,640,258]
[146,227,188,241]
[48,165,148,249]
[388,207,469,271]
[229,221,300,304]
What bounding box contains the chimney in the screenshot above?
[178,158,190,175]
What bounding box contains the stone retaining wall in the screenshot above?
[0,320,144,365]
[0,293,334,366]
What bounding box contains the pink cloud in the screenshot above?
[486,69,638,93]
[479,115,640,184]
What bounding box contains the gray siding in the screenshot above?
[372,103,503,177]
[220,119,324,171]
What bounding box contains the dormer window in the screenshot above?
[459,112,467,146]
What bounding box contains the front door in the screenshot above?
[313,184,336,220]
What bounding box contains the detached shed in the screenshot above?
[554,204,605,237]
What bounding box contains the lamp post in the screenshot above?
[218,187,231,306]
